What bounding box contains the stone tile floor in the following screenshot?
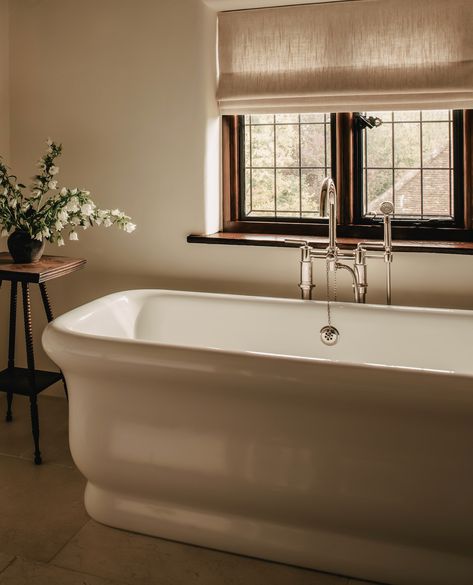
[0,395,384,585]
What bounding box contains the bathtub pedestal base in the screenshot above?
[84,482,473,585]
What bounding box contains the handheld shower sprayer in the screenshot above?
[380,201,394,251]
[379,201,394,305]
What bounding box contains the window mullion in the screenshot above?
[335,112,354,226]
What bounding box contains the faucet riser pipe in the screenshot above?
[384,215,392,250]
[384,248,393,304]
[300,259,314,300]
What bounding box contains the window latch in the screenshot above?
[355,113,383,130]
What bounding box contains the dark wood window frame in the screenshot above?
[222,111,473,243]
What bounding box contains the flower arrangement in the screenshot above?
[0,140,135,262]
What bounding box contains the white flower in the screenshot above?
[66,197,79,212]
[49,165,59,175]
[82,223,89,230]
[80,203,94,217]
[57,236,65,246]
[1,228,9,237]
[34,233,43,241]
[58,209,68,222]
[60,187,67,196]
[94,217,103,226]
[69,231,78,241]
[70,216,81,226]
[42,227,50,238]
[71,188,78,195]
[48,180,58,190]
[97,209,108,219]
[103,218,113,227]
[124,222,136,233]
[55,220,63,230]
[111,209,122,216]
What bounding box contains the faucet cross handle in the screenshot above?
[284,238,311,247]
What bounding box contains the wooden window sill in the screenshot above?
[187,232,473,255]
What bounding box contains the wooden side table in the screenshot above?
[0,254,86,464]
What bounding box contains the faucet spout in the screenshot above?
[320,178,337,251]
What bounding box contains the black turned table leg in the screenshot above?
[39,283,53,322]
[39,282,68,400]
[6,282,17,422]
[22,282,42,465]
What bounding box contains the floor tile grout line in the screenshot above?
[0,556,17,576]
[46,522,356,585]
[50,557,371,585]
[48,563,133,585]
[346,571,393,585]
[45,517,92,565]
[49,551,349,585]
[0,451,24,461]
[47,548,134,585]
[5,555,133,585]
[0,450,77,470]
[45,559,133,585]
[48,530,373,585]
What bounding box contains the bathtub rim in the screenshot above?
[42,288,473,380]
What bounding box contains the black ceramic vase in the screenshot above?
[7,230,45,264]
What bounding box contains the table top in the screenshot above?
[0,253,86,283]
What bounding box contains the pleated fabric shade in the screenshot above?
[217,0,473,113]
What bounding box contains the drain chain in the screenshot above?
[320,260,340,346]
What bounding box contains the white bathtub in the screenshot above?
[42,290,473,585]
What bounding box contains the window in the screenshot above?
[243,114,333,219]
[359,111,455,220]
[222,110,471,242]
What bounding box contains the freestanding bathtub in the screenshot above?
[42,289,473,585]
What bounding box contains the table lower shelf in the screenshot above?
[0,367,63,396]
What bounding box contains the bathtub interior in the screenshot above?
[64,293,143,339]
[59,290,473,376]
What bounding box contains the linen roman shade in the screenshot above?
[217,0,473,113]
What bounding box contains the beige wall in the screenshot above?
[5,0,473,380]
[0,0,9,161]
